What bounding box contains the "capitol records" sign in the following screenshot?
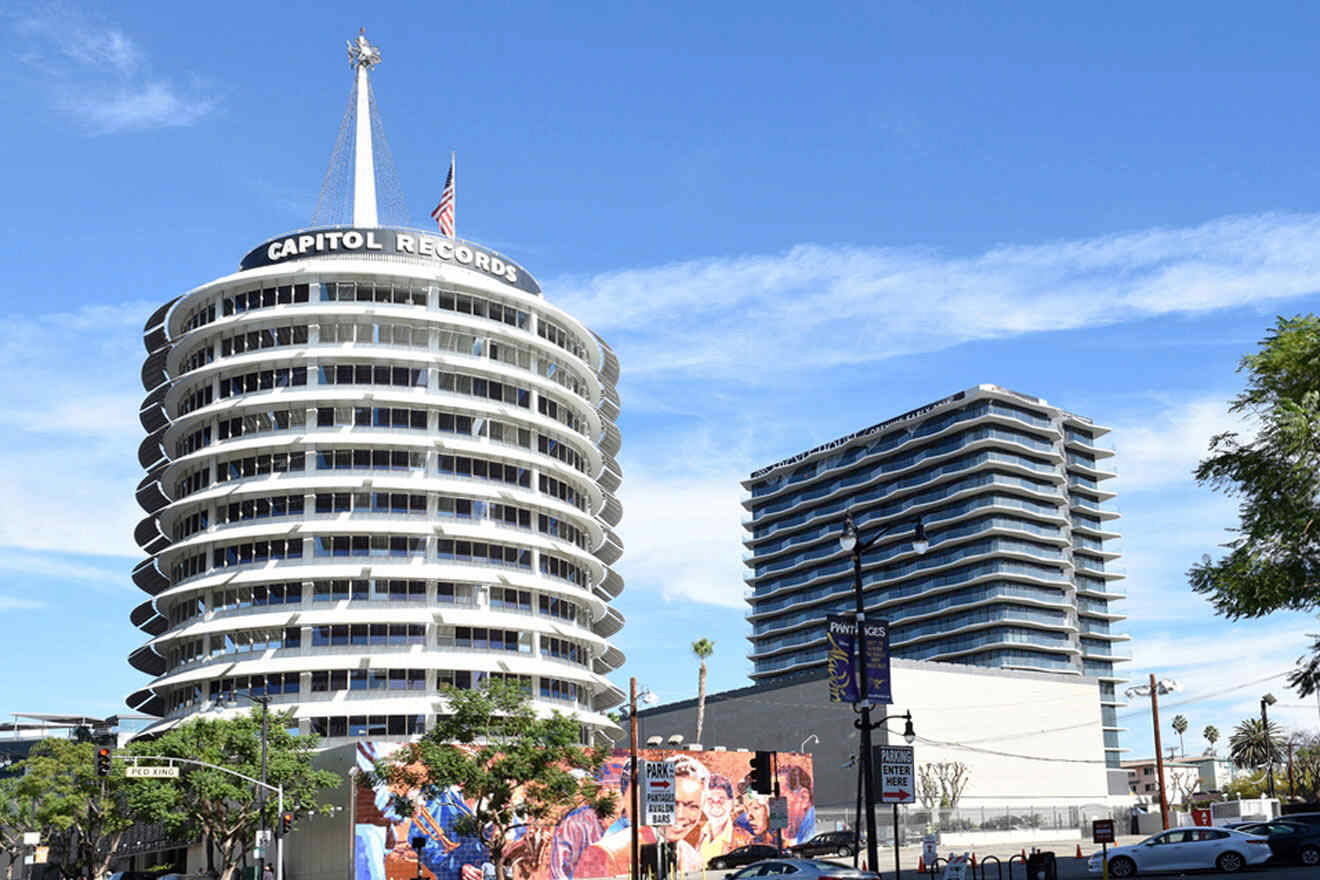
[239,227,541,296]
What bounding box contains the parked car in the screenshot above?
[1231,820,1320,867]
[709,845,786,870]
[727,858,879,880]
[789,832,859,858]
[1278,811,1320,828]
[1086,827,1271,876]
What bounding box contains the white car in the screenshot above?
[1087,827,1271,876]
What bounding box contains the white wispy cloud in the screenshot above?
[12,5,218,133]
[0,301,152,559]
[551,212,1320,386]
[0,594,48,612]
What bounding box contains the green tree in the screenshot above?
[0,776,38,880]
[1227,717,1283,770]
[691,638,715,744]
[14,738,150,880]
[1171,715,1189,757]
[1187,315,1320,694]
[131,711,338,880]
[1204,725,1220,755]
[367,680,615,880]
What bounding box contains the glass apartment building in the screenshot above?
[742,385,1128,767]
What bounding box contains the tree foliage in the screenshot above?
[1227,717,1283,770]
[1188,315,1320,694]
[366,681,615,880]
[131,710,338,880]
[0,775,38,877]
[916,762,970,809]
[1171,715,1189,756]
[1203,725,1220,754]
[12,738,154,880]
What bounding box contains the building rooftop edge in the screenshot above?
[743,384,1109,484]
[636,655,1106,719]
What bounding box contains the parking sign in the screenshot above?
[873,745,915,805]
[643,759,675,826]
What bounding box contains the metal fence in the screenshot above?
[821,803,1125,843]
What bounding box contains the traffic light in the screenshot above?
[749,750,773,795]
[95,747,112,777]
[280,812,294,835]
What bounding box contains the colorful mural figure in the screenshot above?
[355,746,814,880]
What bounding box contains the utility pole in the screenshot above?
[630,677,640,880]
[1261,695,1277,799]
[1150,675,1171,830]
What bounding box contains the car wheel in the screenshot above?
[1300,846,1320,867]
[1216,851,1244,873]
[839,846,853,857]
[1108,856,1137,878]
[711,862,725,871]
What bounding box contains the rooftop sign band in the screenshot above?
[239,227,541,296]
[749,391,966,480]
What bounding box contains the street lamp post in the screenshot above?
[839,512,927,874]
[1261,693,1277,799]
[1124,676,1178,830]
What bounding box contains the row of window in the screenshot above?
[316,281,429,308]
[168,621,593,672]
[173,409,588,479]
[320,321,429,347]
[218,324,310,358]
[173,445,593,505]
[164,580,581,628]
[214,366,308,402]
[438,371,532,408]
[437,289,531,331]
[318,363,428,388]
[222,284,313,316]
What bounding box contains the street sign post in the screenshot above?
[874,746,915,804]
[874,745,914,880]
[768,797,788,830]
[126,765,181,779]
[642,759,675,826]
[1093,819,1115,880]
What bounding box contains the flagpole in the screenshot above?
[450,151,456,239]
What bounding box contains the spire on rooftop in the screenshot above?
[312,29,408,228]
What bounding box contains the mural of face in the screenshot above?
[664,775,704,842]
[703,783,732,832]
[741,795,769,836]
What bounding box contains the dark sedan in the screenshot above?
[1234,820,1320,867]
[708,845,787,871]
[789,832,859,858]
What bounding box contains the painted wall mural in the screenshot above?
[354,744,815,880]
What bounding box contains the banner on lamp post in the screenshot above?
[825,615,891,703]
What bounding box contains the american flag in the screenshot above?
[431,156,455,238]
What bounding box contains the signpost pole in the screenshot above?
[893,804,900,880]
[1102,841,1108,880]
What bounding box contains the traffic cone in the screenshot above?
[1075,844,1083,859]
[971,853,977,868]
[1020,849,1027,861]
[917,857,925,873]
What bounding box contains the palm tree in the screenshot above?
[1172,715,1189,756]
[1204,725,1220,755]
[1228,717,1282,770]
[692,638,715,743]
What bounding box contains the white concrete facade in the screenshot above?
[127,247,627,744]
[636,657,1123,813]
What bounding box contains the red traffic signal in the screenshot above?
[280,812,294,835]
[95,748,112,777]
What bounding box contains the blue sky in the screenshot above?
[3,1,1320,765]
